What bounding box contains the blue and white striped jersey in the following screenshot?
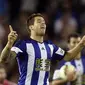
[11,38,65,85]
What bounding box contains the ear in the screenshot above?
[29,25,34,31]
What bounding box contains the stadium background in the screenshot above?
[0,0,85,84]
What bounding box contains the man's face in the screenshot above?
[0,68,6,82]
[32,16,46,36]
[68,37,81,49]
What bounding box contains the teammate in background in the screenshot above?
[1,13,85,85]
[0,64,16,85]
[52,33,85,85]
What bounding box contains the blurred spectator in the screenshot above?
[8,0,21,25]
[0,24,6,52]
[21,0,37,13]
[0,0,8,52]
[54,11,78,40]
[80,0,85,6]
[0,0,8,16]
[0,64,16,85]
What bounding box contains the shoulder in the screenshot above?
[44,40,54,44]
[44,40,58,47]
[81,56,85,58]
[14,39,32,46]
[14,40,25,46]
[44,40,59,50]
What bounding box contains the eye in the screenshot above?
[77,40,80,43]
[37,19,45,24]
[37,19,41,23]
[73,42,76,44]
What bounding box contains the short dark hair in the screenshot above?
[27,13,44,34]
[68,33,81,43]
[27,13,44,27]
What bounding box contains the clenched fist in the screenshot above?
[7,25,18,47]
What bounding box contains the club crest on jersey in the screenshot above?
[35,58,51,71]
[41,47,45,50]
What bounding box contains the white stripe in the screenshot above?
[75,59,84,74]
[65,62,71,65]
[11,46,23,54]
[37,43,47,85]
[25,43,35,85]
[48,44,54,57]
[75,59,84,85]
[47,78,49,85]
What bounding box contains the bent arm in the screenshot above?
[0,25,18,63]
[0,42,16,63]
[64,42,83,61]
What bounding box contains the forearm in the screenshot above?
[64,42,83,61]
[52,79,67,85]
[0,25,18,63]
[0,42,12,63]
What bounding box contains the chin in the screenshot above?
[38,32,45,36]
[40,33,45,36]
[37,31,45,36]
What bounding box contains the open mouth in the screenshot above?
[41,27,45,29]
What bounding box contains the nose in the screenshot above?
[41,23,46,26]
[41,22,45,25]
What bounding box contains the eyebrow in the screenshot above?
[37,19,41,22]
[37,18,44,21]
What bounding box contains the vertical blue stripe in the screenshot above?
[81,57,85,85]
[15,40,28,85]
[81,56,85,73]
[30,40,41,85]
[71,60,76,68]
[17,51,28,85]
[44,42,51,85]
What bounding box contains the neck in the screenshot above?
[30,34,44,43]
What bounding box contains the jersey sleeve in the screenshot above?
[52,44,66,61]
[11,40,26,57]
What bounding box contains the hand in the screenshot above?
[7,25,18,47]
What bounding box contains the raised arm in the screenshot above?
[64,36,85,61]
[0,25,18,63]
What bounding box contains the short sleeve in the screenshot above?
[11,40,25,57]
[52,44,66,61]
